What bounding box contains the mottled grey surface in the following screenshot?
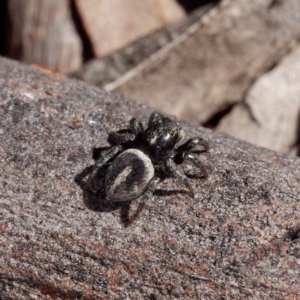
[0,57,300,299]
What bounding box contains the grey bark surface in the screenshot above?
[0,57,300,299]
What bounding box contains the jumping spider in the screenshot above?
[85,112,209,225]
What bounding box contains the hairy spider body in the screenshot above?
[86,112,209,225]
[105,149,154,202]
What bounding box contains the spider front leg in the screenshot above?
[175,136,209,178]
[127,177,161,226]
[176,137,209,153]
[165,158,194,196]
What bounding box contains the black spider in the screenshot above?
[85,112,209,225]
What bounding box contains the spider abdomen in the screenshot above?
[105,149,154,202]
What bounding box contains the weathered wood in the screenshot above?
[72,4,214,86]
[0,57,300,299]
[75,0,300,127]
[217,44,300,156]
[7,0,82,73]
[75,0,186,58]
[115,0,300,124]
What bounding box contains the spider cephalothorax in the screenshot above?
[86,112,209,225]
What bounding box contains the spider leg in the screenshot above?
[127,177,161,226]
[108,118,143,144]
[186,153,208,178]
[108,132,136,144]
[175,137,209,153]
[174,137,209,177]
[165,158,194,196]
[130,118,144,135]
[84,145,123,190]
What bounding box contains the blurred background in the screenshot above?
[1,0,300,156]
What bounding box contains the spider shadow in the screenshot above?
[190,149,208,155]
[74,157,133,226]
[82,188,132,226]
[154,189,191,197]
[92,146,111,160]
[75,164,195,226]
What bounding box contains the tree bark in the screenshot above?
[75,0,185,57]
[7,0,82,73]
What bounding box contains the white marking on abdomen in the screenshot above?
[111,165,132,192]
